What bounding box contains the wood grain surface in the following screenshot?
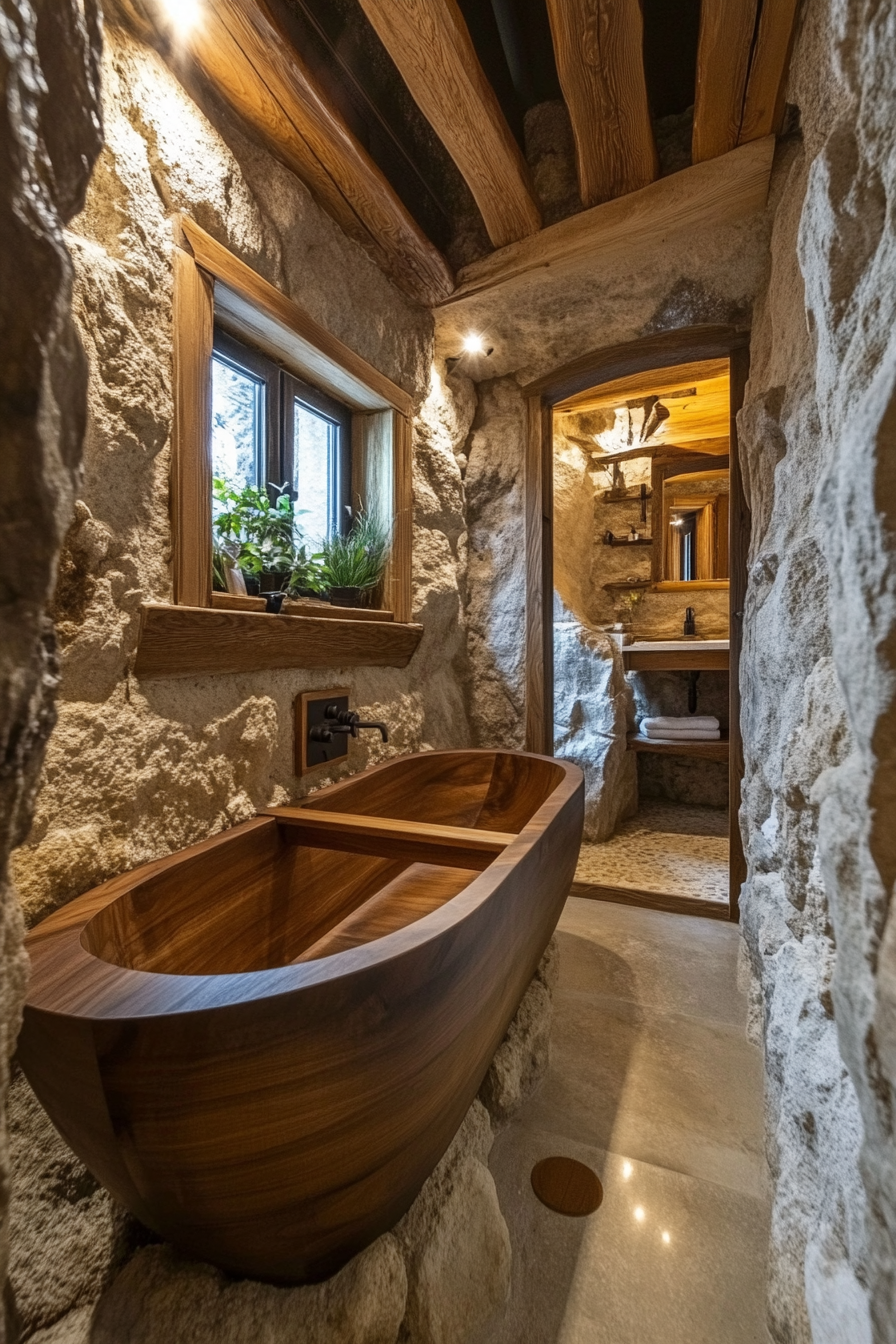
[357,0,541,248]
[738,0,801,143]
[626,733,730,763]
[180,218,414,417]
[442,137,774,307]
[19,750,584,1282]
[622,648,729,672]
[171,250,214,608]
[692,0,759,162]
[570,879,730,921]
[132,603,424,678]
[545,0,657,206]
[133,0,454,305]
[263,807,516,870]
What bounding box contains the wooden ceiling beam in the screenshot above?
[355,0,541,249]
[111,0,455,306]
[692,0,759,163]
[545,0,657,206]
[738,0,802,143]
[439,136,775,309]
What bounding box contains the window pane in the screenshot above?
[294,399,337,542]
[211,354,264,491]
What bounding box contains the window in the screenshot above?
[211,327,351,544]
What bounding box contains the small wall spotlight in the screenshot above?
[446,333,494,367]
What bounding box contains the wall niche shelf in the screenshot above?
[133,604,423,679]
[602,532,653,547]
[627,732,729,762]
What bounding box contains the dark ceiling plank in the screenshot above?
[692,0,759,163]
[355,0,542,249]
[738,0,802,143]
[110,0,455,305]
[544,0,658,205]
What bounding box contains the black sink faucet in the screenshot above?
[683,606,696,636]
[309,705,389,744]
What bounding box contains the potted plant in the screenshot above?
[317,512,392,608]
[213,478,319,596]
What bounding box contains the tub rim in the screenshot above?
[24,749,583,1023]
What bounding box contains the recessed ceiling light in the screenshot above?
[634,1206,645,1223]
[462,333,486,355]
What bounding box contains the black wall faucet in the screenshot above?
[310,705,389,744]
[683,606,696,636]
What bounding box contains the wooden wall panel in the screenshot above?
[171,249,214,609]
[728,345,751,919]
[525,397,554,755]
[391,412,414,625]
[545,0,657,206]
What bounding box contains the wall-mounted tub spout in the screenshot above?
[310,706,389,744]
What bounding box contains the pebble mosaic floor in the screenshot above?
[574,803,729,905]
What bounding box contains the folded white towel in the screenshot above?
[642,715,719,732]
[642,727,721,741]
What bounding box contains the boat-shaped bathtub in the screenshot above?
[18,749,584,1282]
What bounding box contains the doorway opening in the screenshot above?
[523,331,749,920]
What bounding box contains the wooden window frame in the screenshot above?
[170,215,414,624]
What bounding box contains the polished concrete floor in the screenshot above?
[473,898,770,1344]
[575,803,729,905]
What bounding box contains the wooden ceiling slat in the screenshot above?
[738,0,802,143]
[692,0,759,163]
[545,0,657,206]
[555,359,730,411]
[114,0,455,305]
[356,0,541,249]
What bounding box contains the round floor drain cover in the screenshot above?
[531,1157,603,1216]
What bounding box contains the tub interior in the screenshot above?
[80,752,565,977]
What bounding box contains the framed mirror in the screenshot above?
[651,455,730,589]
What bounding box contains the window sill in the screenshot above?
[211,592,395,622]
[133,603,423,679]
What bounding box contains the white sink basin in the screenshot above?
[629,639,729,652]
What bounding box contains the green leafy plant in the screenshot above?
[213,478,321,590]
[316,512,392,591]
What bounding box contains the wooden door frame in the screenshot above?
[522,324,751,921]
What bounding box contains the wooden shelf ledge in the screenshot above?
[133,603,423,679]
[627,732,729,762]
[623,648,729,671]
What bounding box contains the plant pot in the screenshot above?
[259,571,290,594]
[243,575,261,597]
[329,586,364,608]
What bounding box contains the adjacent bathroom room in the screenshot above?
[2,0,895,1343]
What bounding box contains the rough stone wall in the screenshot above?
[737,0,896,1339]
[452,165,769,762]
[11,24,473,928]
[0,0,103,1336]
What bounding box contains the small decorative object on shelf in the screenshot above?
[602,530,653,547]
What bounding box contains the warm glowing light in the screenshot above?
[622,1161,633,1180]
[159,0,201,34]
[462,333,486,355]
[662,1231,671,1245]
[634,1206,645,1223]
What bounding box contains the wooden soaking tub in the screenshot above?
[18,749,583,1283]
